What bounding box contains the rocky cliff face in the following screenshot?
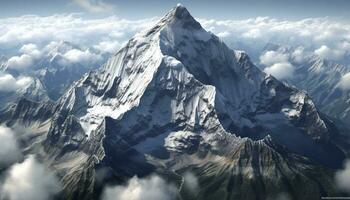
[1,5,347,200]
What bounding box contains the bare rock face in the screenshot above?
[1,5,347,200]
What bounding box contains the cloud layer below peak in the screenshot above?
[1,155,61,200]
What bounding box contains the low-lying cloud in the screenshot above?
[338,73,350,91]
[0,14,157,55]
[102,174,178,200]
[1,155,61,200]
[62,48,102,65]
[1,14,349,65]
[264,62,295,80]
[335,159,350,193]
[7,54,33,71]
[0,126,22,167]
[260,51,289,66]
[0,73,33,92]
[314,45,345,60]
[259,50,295,80]
[183,172,199,193]
[200,17,350,62]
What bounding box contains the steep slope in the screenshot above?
[1,5,347,200]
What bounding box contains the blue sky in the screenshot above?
[1,0,350,20]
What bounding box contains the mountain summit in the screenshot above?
[1,5,346,200]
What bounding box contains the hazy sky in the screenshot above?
[1,0,350,20]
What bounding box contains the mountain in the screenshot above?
[0,76,49,111]
[261,44,350,128]
[1,41,106,101]
[33,41,108,100]
[291,57,350,127]
[1,5,348,200]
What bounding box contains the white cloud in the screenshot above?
[102,174,177,200]
[314,45,345,60]
[16,76,34,89]
[0,14,157,55]
[242,28,262,39]
[7,54,33,71]
[1,155,61,200]
[291,46,306,63]
[0,14,349,67]
[264,62,295,80]
[0,126,22,167]
[183,172,199,193]
[94,41,121,53]
[217,31,231,38]
[72,0,115,13]
[0,73,33,92]
[0,74,18,92]
[338,73,350,91]
[19,43,42,59]
[260,51,289,66]
[336,159,350,193]
[62,48,102,65]
[199,17,350,62]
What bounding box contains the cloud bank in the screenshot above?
[1,155,61,200]
[200,17,350,62]
[0,126,22,167]
[102,175,177,200]
[0,14,157,55]
[1,14,350,63]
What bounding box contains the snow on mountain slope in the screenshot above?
[48,2,343,171]
[1,5,347,200]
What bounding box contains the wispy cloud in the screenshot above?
[72,0,115,13]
